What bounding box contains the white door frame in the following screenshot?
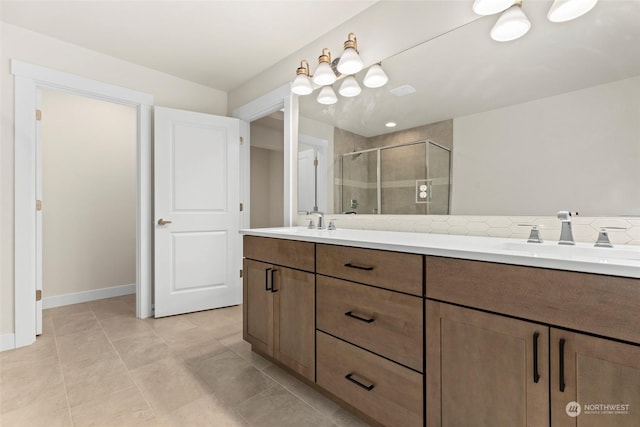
[11,60,154,348]
[232,84,297,229]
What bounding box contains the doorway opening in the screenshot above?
[12,60,153,349]
[249,112,285,228]
[37,89,137,333]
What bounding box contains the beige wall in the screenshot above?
[1,23,227,334]
[250,122,284,229]
[452,76,640,216]
[42,89,136,297]
[250,147,284,229]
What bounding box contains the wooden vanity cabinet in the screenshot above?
[426,300,549,427]
[243,236,315,381]
[426,256,640,427]
[315,244,424,427]
[550,329,640,427]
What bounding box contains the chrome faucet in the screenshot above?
[310,211,325,229]
[557,211,575,245]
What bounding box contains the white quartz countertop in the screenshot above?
[240,227,640,279]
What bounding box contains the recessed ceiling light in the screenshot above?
[385,122,397,128]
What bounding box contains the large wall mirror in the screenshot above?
[297,1,640,216]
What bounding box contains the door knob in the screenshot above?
[157,218,172,226]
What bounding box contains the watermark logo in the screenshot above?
[566,401,581,417]
[566,401,631,417]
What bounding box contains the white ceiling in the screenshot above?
[0,0,377,91]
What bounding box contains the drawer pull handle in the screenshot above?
[533,332,540,384]
[559,338,566,392]
[345,311,375,323]
[344,263,374,271]
[265,268,272,291]
[345,373,375,391]
[270,268,278,293]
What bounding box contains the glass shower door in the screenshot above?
[341,150,378,214]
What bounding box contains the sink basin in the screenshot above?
[498,241,640,261]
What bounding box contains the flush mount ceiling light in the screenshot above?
[476,0,599,42]
[385,122,397,128]
[473,0,514,16]
[490,0,531,42]
[363,63,389,88]
[338,75,362,97]
[291,33,388,105]
[312,48,337,86]
[548,0,599,23]
[317,86,338,105]
[336,33,364,75]
[291,60,313,95]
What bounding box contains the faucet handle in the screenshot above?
[557,211,579,221]
[307,219,315,229]
[595,227,627,248]
[328,219,337,230]
[518,224,543,243]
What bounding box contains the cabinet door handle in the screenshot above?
[265,268,272,291]
[533,332,540,383]
[344,311,375,323]
[345,373,375,391]
[559,338,566,392]
[344,263,374,271]
[270,269,278,293]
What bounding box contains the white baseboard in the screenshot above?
[1,333,16,352]
[43,283,135,309]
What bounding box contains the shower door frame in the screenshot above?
[341,139,452,215]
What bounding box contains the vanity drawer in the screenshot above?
[243,235,314,272]
[426,256,640,344]
[316,244,422,295]
[317,275,423,372]
[316,331,423,427]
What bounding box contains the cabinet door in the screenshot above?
[426,301,549,427]
[551,329,640,427]
[243,259,274,356]
[273,267,315,381]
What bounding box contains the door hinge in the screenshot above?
[36,109,42,121]
[240,269,243,278]
[240,202,244,212]
[240,136,244,144]
[36,200,42,211]
[36,290,42,301]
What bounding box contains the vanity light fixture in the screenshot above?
[317,86,338,105]
[338,75,362,97]
[477,0,599,42]
[291,33,388,105]
[312,48,337,86]
[548,0,599,23]
[336,33,364,75]
[490,0,531,42]
[363,63,389,88]
[291,60,313,95]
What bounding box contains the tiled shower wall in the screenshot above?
[294,214,640,246]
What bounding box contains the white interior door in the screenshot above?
[154,107,241,317]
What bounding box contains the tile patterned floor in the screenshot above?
[0,295,370,427]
